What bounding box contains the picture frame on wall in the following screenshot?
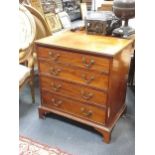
[41,0,63,14]
[58,11,71,29]
[54,0,63,13]
[41,0,56,13]
[44,13,62,32]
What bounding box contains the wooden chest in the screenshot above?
[35,31,134,143]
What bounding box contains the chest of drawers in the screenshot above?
[35,31,134,143]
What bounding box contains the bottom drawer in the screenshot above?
[41,90,106,125]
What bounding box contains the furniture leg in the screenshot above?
[38,108,47,119]
[29,66,35,103]
[29,80,35,103]
[95,128,111,144]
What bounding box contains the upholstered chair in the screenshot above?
[19,4,36,103]
[19,3,51,103]
[23,3,51,67]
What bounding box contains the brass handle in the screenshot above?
[49,67,61,76]
[48,51,53,56]
[51,98,63,107]
[81,107,92,117]
[81,90,93,100]
[82,74,94,84]
[49,51,60,62]
[82,57,95,69]
[101,70,109,74]
[51,83,62,92]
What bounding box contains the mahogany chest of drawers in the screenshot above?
[35,31,134,143]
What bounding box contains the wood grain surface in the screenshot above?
[35,31,133,57]
[36,31,134,143]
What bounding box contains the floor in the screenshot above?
[19,76,135,155]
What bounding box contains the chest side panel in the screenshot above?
[106,43,133,124]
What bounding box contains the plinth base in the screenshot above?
[38,104,127,144]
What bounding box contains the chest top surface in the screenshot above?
[35,31,134,57]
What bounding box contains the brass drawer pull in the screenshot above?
[82,57,95,69]
[48,51,60,62]
[51,83,62,92]
[80,107,92,117]
[51,98,63,107]
[81,90,93,100]
[82,74,94,84]
[49,67,61,76]
[101,70,109,74]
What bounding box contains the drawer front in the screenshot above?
[40,76,107,107]
[42,91,106,124]
[37,46,110,74]
[38,60,109,90]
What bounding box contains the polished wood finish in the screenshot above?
[41,90,106,124]
[35,31,133,57]
[40,76,107,107]
[95,128,111,144]
[107,44,132,123]
[35,31,134,143]
[38,60,109,90]
[37,46,110,73]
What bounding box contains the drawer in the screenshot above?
[38,60,109,90]
[37,46,110,74]
[40,76,107,107]
[42,91,106,125]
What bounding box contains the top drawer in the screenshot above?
[37,46,110,74]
